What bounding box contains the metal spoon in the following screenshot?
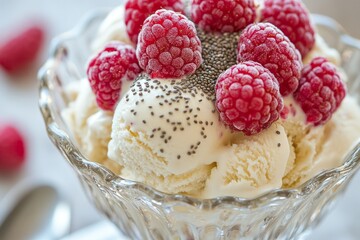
[0,184,71,240]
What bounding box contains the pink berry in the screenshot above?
[0,125,26,171]
[191,0,257,33]
[87,42,142,111]
[261,0,315,58]
[294,57,346,125]
[125,0,184,45]
[136,9,203,79]
[237,22,302,96]
[0,25,44,73]
[215,61,283,135]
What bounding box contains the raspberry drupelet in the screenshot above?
[261,0,315,58]
[87,42,142,111]
[215,61,283,135]
[237,22,302,96]
[125,0,184,44]
[191,0,257,33]
[136,9,203,79]
[294,57,346,125]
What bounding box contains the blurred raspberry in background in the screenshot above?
[0,23,45,75]
[0,124,26,172]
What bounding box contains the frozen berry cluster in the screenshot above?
[87,0,203,110]
[212,0,345,134]
[86,0,346,135]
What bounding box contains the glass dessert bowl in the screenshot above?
[39,10,360,240]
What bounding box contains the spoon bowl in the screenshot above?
[0,183,71,240]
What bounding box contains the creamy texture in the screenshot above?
[91,6,132,52]
[109,77,231,172]
[281,96,326,187]
[303,34,341,65]
[62,79,98,148]
[284,96,360,187]
[84,111,113,163]
[203,123,290,198]
[255,0,265,22]
[61,79,122,174]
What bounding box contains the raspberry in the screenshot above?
[215,61,283,135]
[136,9,202,79]
[237,22,302,96]
[125,0,184,44]
[0,25,44,73]
[0,125,26,171]
[87,42,142,111]
[294,57,346,125]
[261,0,315,58]
[191,0,257,33]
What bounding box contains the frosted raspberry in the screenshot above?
[237,22,302,96]
[87,42,142,111]
[0,25,44,73]
[261,0,315,58]
[215,61,283,135]
[0,125,26,171]
[191,0,257,33]
[294,57,346,125]
[136,9,202,79]
[125,0,184,44]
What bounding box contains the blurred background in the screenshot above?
[0,0,359,239]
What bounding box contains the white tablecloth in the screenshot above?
[0,0,359,239]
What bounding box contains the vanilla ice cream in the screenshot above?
[91,6,132,51]
[108,76,232,194]
[283,96,360,187]
[62,79,121,174]
[303,34,341,66]
[203,122,290,198]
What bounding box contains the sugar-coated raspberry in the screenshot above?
[237,22,302,96]
[294,57,346,125]
[125,0,184,44]
[87,42,142,111]
[215,61,283,135]
[191,0,257,33]
[261,0,315,58]
[0,125,26,171]
[136,9,202,79]
[0,25,44,73]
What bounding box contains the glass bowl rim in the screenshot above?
[38,9,360,209]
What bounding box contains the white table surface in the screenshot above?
[0,0,360,239]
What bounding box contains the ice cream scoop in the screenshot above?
[108,75,232,194]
